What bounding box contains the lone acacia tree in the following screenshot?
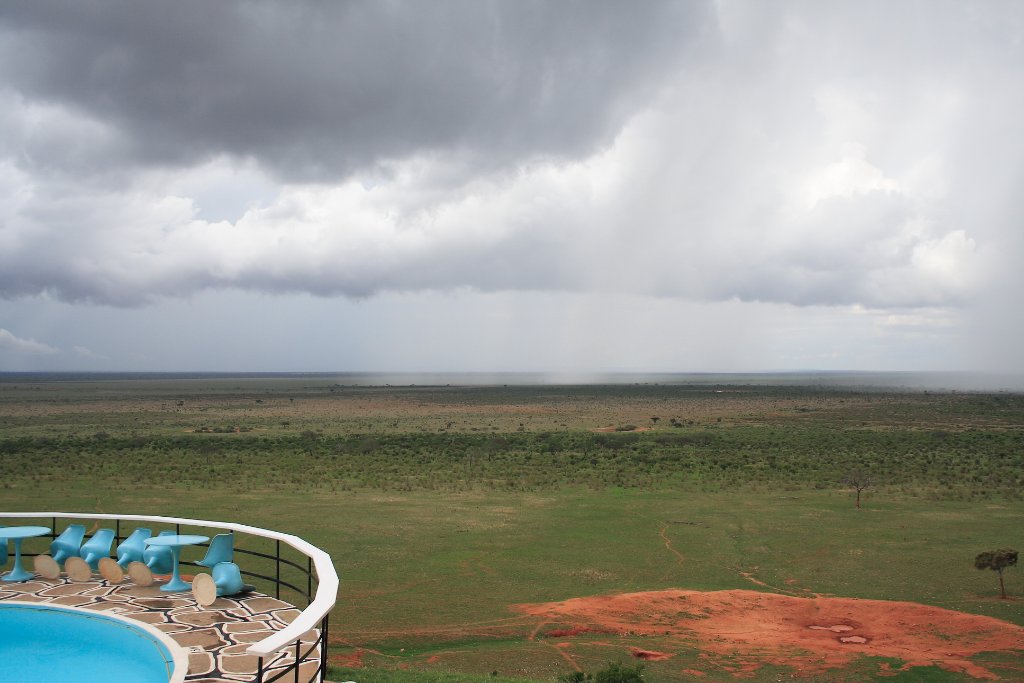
[974,549,1018,599]
[842,469,872,508]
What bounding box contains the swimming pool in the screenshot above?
[0,601,187,683]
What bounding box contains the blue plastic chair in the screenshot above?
[141,530,176,574]
[79,528,116,569]
[115,528,152,568]
[196,533,234,568]
[211,561,246,596]
[192,561,254,606]
[50,524,87,566]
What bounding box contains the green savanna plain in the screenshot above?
[0,375,1022,681]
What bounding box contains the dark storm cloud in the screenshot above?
[0,0,1019,328]
[0,0,705,181]
[3,2,1024,374]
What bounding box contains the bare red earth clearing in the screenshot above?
[515,589,1024,678]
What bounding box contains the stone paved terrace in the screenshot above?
[0,575,323,682]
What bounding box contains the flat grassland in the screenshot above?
[1,375,1022,681]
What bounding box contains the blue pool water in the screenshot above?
[0,602,179,682]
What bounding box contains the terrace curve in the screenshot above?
[0,511,339,683]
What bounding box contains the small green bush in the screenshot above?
[558,661,645,683]
[595,662,645,683]
[557,674,590,683]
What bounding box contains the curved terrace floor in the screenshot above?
[0,575,322,682]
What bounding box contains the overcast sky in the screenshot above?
[1,1,1022,376]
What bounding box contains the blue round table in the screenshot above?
[144,534,209,592]
[2,526,51,582]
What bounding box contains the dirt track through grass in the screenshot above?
[658,523,686,566]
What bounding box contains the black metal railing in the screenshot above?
[256,620,329,683]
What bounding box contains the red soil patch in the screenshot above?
[514,589,1024,679]
[631,648,673,661]
[545,627,616,638]
[333,649,365,668]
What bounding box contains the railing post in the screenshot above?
[320,615,329,683]
[295,639,301,682]
[257,655,264,683]
[276,540,281,599]
[307,557,312,605]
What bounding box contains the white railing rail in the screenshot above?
[0,511,338,658]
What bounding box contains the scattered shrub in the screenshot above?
[559,661,646,683]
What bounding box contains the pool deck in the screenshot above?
[0,574,322,682]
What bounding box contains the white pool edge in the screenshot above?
[1,599,189,683]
